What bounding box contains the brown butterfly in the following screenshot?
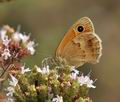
[56,17,102,68]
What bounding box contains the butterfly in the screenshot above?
[56,17,102,68]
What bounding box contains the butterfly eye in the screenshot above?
[77,26,84,32]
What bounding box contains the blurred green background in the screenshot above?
[0,0,120,102]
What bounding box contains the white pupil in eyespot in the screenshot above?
[77,26,84,32]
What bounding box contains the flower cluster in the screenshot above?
[0,25,35,76]
[0,25,35,58]
[5,63,95,102]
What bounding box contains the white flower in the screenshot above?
[7,97,14,102]
[36,65,49,74]
[41,66,50,74]
[70,68,79,80]
[0,29,11,46]
[26,41,35,55]
[6,86,14,97]
[77,74,96,88]
[12,32,30,43]
[12,32,22,42]
[6,74,18,101]
[36,66,42,73]
[9,74,18,87]
[6,86,15,102]
[52,95,63,102]
[7,98,14,102]
[21,66,31,74]
[2,35,11,46]
[70,73,77,80]
[20,34,30,43]
[71,68,79,75]
[0,29,7,41]
[2,48,11,60]
[86,78,96,88]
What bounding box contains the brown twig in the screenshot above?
[0,64,14,81]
